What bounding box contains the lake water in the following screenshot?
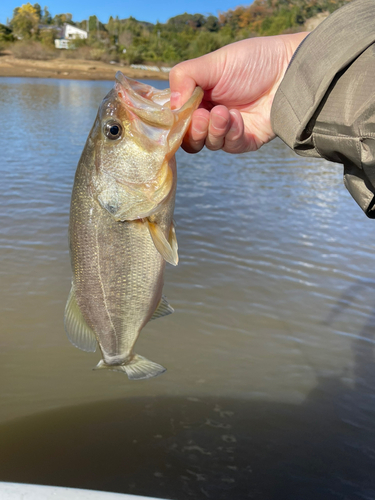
[0,77,375,499]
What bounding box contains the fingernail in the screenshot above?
[170,92,182,110]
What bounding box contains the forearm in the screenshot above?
[271,0,375,217]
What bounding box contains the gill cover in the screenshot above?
[96,73,203,222]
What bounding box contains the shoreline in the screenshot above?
[0,54,169,81]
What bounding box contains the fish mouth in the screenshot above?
[115,72,174,129]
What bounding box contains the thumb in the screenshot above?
[169,54,220,110]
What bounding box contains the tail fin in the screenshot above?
[95,354,166,380]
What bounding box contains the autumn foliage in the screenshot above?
[2,0,352,63]
[219,0,351,36]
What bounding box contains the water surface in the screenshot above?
[0,77,375,499]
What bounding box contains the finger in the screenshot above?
[181,108,210,154]
[222,110,248,154]
[169,54,221,110]
[205,106,231,151]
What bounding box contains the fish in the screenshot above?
[64,72,203,380]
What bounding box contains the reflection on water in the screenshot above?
[1,392,374,500]
[1,77,375,499]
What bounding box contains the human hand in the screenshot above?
[169,33,309,154]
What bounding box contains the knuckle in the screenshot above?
[169,61,191,86]
[209,129,226,139]
[206,140,223,151]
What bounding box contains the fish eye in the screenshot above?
[104,120,122,140]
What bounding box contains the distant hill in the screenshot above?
[5,1,352,65]
[218,0,352,37]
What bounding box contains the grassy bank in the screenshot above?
[0,49,169,81]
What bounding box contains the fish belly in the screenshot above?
[69,179,166,365]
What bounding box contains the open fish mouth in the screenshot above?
[115,72,174,128]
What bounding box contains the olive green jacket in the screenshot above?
[271,0,375,217]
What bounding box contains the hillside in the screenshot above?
[0,0,352,70]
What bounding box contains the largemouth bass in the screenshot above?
[64,72,203,380]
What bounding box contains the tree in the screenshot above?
[53,13,73,27]
[33,3,41,19]
[0,23,14,42]
[11,3,39,39]
[88,15,97,33]
[42,6,52,25]
[205,15,219,32]
[167,13,201,32]
[187,31,220,58]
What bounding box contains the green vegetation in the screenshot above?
[219,0,351,37]
[0,23,14,42]
[11,3,40,39]
[4,0,351,63]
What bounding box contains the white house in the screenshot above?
[55,23,87,49]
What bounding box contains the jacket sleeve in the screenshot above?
[270,0,375,217]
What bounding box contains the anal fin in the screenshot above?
[64,283,97,352]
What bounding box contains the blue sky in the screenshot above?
[1,0,248,25]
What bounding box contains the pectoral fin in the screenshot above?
[151,295,174,320]
[64,284,97,352]
[144,219,179,266]
[169,221,178,261]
